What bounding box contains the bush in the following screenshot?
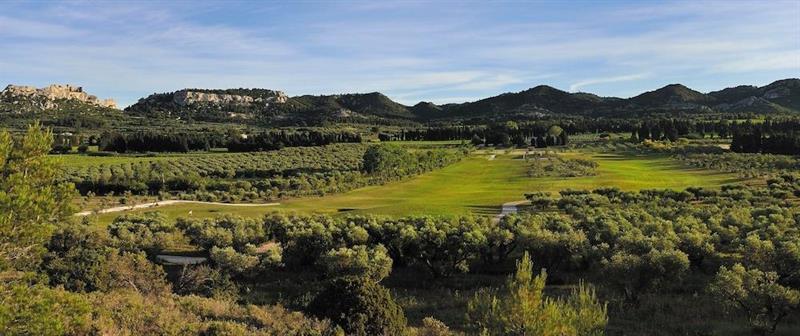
[109,212,181,254]
[307,277,406,336]
[316,245,393,282]
[0,283,92,336]
[43,227,171,296]
[412,317,454,336]
[43,225,114,292]
[600,249,690,304]
[710,264,800,335]
[209,246,260,275]
[467,252,607,336]
[179,295,341,336]
[178,216,266,251]
[50,144,71,154]
[95,252,171,296]
[176,265,239,301]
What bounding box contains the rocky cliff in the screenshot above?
[2,84,117,109]
[126,88,290,121]
[172,89,288,107]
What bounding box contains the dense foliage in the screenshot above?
[731,120,800,155]
[467,252,607,335]
[0,123,75,271]
[66,143,465,202]
[0,125,346,336]
[308,277,407,336]
[526,155,598,177]
[99,129,362,153]
[676,152,800,178]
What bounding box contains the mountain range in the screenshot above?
[2,79,798,125]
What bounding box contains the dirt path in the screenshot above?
[494,200,529,222]
[75,200,280,217]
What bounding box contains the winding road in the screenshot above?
[75,200,280,217]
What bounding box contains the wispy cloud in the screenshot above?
[0,1,797,106]
[570,73,649,92]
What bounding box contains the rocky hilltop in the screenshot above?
[123,79,800,124]
[5,79,796,126]
[2,84,117,110]
[172,89,288,107]
[126,88,290,121]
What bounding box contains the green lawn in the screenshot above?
[278,151,743,216]
[90,150,746,223]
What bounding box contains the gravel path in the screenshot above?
[75,200,280,216]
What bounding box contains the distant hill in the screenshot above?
[440,85,612,119]
[125,88,289,122]
[1,84,117,113]
[0,84,123,129]
[279,92,416,120]
[2,79,798,127]
[432,79,799,120]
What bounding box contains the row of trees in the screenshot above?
[100,131,223,152]
[381,122,570,147]
[98,129,363,153]
[731,121,800,154]
[380,117,800,144]
[66,144,465,200]
[227,129,362,152]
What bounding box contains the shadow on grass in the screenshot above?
[467,204,501,215]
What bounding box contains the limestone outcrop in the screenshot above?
[172,89,288,107]
[1,84,117,109]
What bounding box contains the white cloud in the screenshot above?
[0,1,797,106]
[712,51,800,73]
[569,73,649,92]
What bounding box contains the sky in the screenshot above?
[1,0,799,108]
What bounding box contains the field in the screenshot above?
[90,147,746,223]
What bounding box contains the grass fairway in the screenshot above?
[90,150,745,223]
[278,151,743,216]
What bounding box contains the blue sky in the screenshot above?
[1,0,798,107]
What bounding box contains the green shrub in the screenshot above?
[176,265,239,301]
[43,225,114,292]
[210,246,260,275]
[307,277,406,336]
[467,252,607,336]
[0,283,92,336]
[316,244,393,282]
[109,212,181,254]
[710,264,800,335]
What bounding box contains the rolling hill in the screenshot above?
[3,79,798,127]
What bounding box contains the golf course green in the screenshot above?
[91,150,745,223]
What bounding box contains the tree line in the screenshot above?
[731,120,800,155]
[97,129,363,153]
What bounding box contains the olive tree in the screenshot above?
[316,244,393,282]
[710,264,800,335]
[413,217,487,278]
[307,277,406,336]
[600,248,690,304]
[467,252,607,336]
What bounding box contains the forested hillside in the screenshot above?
[124,79,800,124]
